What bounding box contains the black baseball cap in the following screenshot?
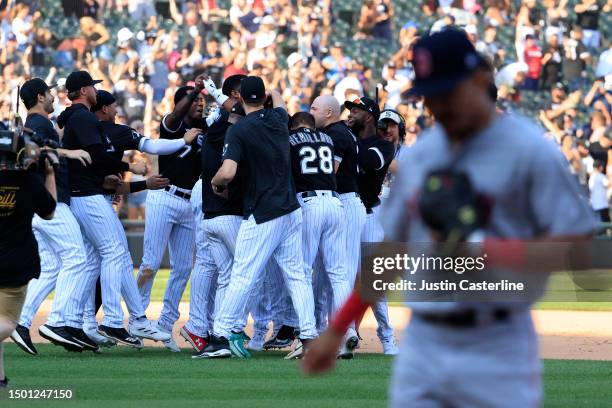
[20,78,56,103]
[66,70,102,93]
[240,76,266,103]
[408,29,484,97]
[552,81,568,93]
[344,96,380,121]
[92,90,116,112]
[222,74,247,97]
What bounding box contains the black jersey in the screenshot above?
[99,121,144,160]
[158,114,206,190]
[222,107,299,223]
[58,104,128,196]
[201,111,243,218]
[289,127,336,192]
[321,121,359,194]
[24,113,71,205]
[357,134,395,210]
[0,170,56,287]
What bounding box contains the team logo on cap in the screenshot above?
[413,48,433,79]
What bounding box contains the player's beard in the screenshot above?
[349,119,364,135]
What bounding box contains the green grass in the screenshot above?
[2,345,612,407]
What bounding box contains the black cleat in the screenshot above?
[10,325,37,355]
[263,325,296,350]
[38,325,83,352]
[64,327,100,352]
[0,376,8,389]
[192,335,231,359]
[97,325,143,348]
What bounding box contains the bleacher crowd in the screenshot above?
[0,0,610,219]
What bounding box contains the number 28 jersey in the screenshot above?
[289,127,336,193]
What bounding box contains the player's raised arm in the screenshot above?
[164,74,206,131]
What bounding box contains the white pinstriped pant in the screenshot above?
[70,195,144,328]
[19,203,88,329]
[313,193,366,331]
[137,189,195,332]
[299,193,351,322]
[362,211,394,342]
[213,209,317,339]
[184,179,217,336]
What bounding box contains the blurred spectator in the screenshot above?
[80,17,110,62]
[540,34,563,88]
[589,160,610,221]
[574,0,601,48]
[322,42,351,82]
[523,35,542,91]
[355,0,393,41]
[562,26,590,91]
[223,52,248,79]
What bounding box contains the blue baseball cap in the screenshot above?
[408,29,484,97]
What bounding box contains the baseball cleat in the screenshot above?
[97,325,144,348]
[128,319,172,342]
[284,338,313,360]
[38,324,83,352]
[11,325,38,355]
[382,337,399,356]
[263,325,296,350]
[192,335,231,359]
[247,332,266,351]
[163,337,181,352]
[180,326,208,352]
[64,327,100,352]
[0,377,8,389]
[229,331,251,358]
[84,326,117,347]
[337,328,359,360]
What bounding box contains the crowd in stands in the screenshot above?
[0,0,610,220]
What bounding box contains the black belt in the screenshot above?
[165,186,191,200]
[365,202,381,215]
[418,308,511,328]
[300,191,340,199]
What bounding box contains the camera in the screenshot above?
[0,124,58,171]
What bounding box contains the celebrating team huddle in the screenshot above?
[10,68,404,360]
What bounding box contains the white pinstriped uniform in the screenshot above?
[213,209,317,339]
[298,192,351,321]
[136,188,195,332]
[312,193,366,331]
[69,194,145,328]
[361,211,394,342]
[19,203,88,329]
[184,179,217,337]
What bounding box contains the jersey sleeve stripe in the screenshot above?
[369,147,385,170]
[161,114,182,134]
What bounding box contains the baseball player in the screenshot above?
[180,178,218,352]
[135,76,207,351]
[303,29,597,407]
[76,89,200,348]
[287,112,354,355]
[10,78,93,355]
[58,70,170,347]
[187,75,246,356]
[345,96,398,355]
[200,76,317,359]
[309,95,365,345]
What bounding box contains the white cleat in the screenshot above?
[163,336,181,352]
[84,326,117,348]
[247,334,265,351]
[128,319,172,342]
[382,337,399,356]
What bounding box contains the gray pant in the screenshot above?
[390,310,541,408]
